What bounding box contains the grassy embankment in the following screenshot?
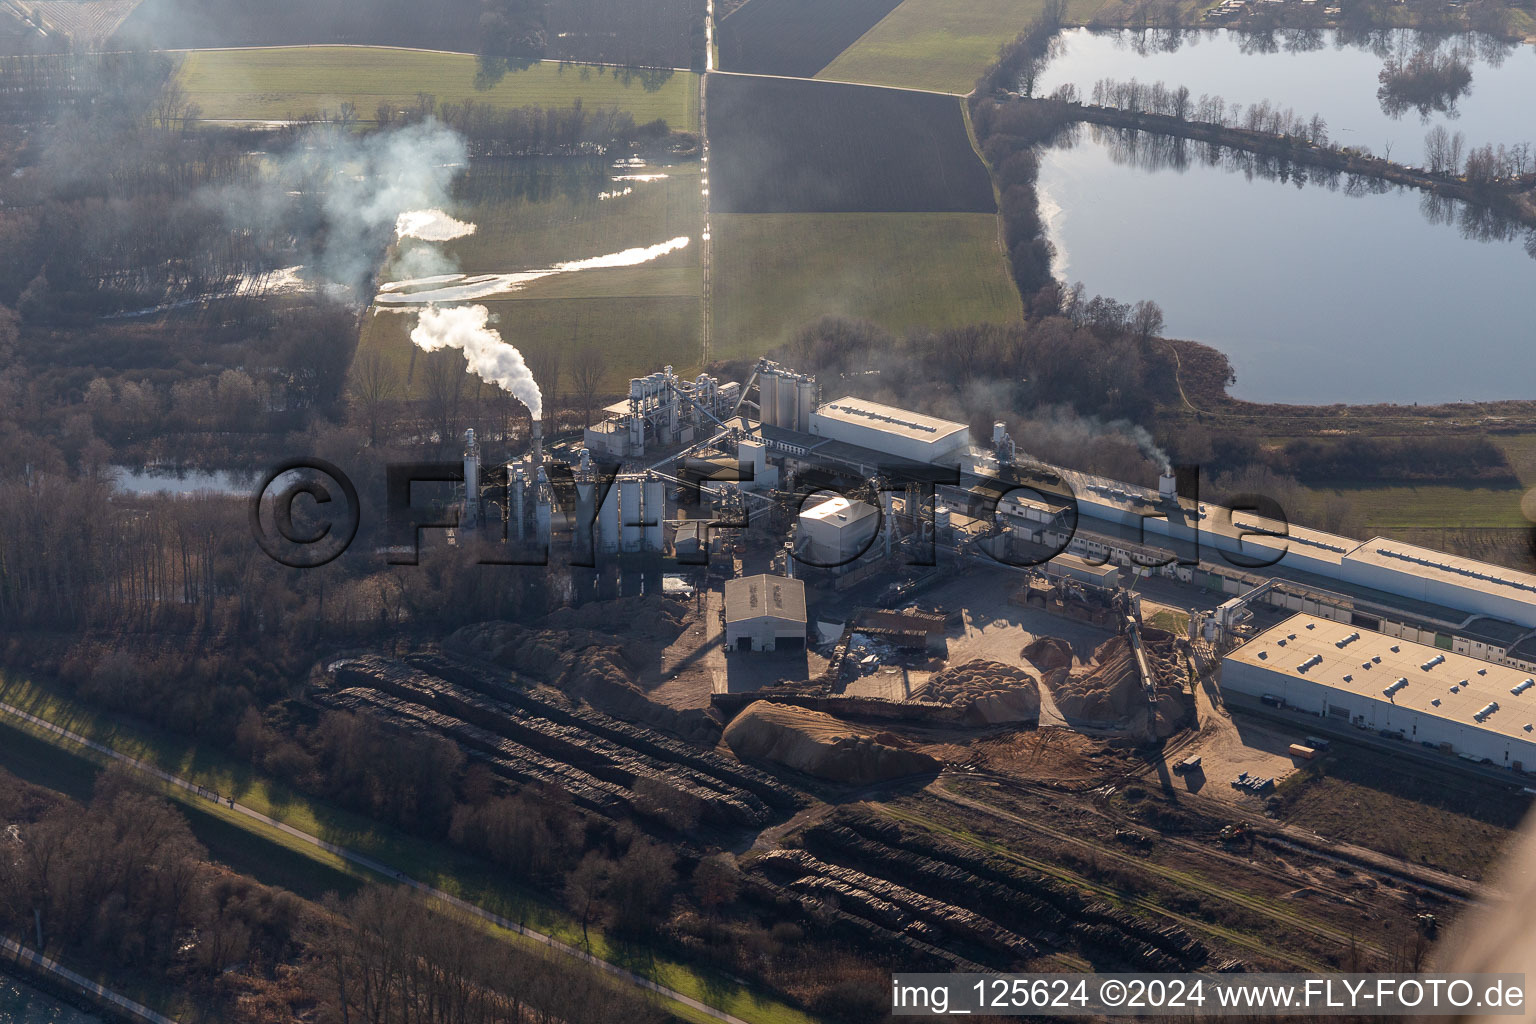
[1294,433,1536,534]
[1270,743,1529,879]
[178,47,701,127]
[358,160,704,391]
[817,0,1535,94]
[0,674,819,1024]
[710,211,1021,359]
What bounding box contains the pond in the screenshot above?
[1035,28,1536,167]
[1037,126,1535,404]
[0,976,100,1024]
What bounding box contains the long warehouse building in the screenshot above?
[1224,613,1536,769]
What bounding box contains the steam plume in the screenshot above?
[214,119,469,297]
[411,305,543,418]
[396,209,477,241]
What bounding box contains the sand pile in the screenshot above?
[1040,635,1142,727]
[921,659,1040,726]
[1022,636,1074,672]
[723,702,940,785]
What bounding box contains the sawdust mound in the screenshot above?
[1022,636,1074,672]
[1042,635,1141,727]
[922,659,1040,726]
[723,702,940,785]
[541,596,689,639]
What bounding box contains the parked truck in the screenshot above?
[1288,743,1316,760]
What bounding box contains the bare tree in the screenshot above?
[570,346,607,427]
[526,347,562,434]
[350,349,401,444]
[420,351,466,451]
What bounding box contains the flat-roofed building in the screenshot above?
[1045,552,1120,589]
[1341,540,1536,630]
[724,575,807,653]
[1223,612,1536,770]
[808,397,970,466]
[796,495,879,569]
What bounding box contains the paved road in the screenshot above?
[0,935,177,1024]
[0,702,753,1024]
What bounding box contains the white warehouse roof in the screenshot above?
[1227,613,1536,743]
[809,397,970,465]
[800,494,878,527]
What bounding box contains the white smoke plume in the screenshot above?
[214,119,469,297]
[411,305,543,419]
[396,209,477,241]
[374,236,691,305]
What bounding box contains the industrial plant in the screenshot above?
[444,355,1536,779]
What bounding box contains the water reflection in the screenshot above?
[1079,125,1534,255]
[1037,28,1533,165]
[1038,129,1536,403]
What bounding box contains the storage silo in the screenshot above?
[643,475,666,552]
[620,475,644,552]
[759,370,779,427]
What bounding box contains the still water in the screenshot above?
[1036,28,1536,166]
[0,976,100,1024]
[1038,127,1535,404]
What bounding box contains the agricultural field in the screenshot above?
[816,0,1110,94]
[116,0,701,63]
[21,0,141,48]
[177,48,700,126]
[705,74,995,213]
[361,155,703,393]
[711,212,1021,358]
[547,0,706,70]
[113,0,486,50]
[716,0,906,78]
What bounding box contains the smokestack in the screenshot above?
[1158,472,1177,500]
[532,421,543,466]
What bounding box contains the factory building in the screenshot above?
[1045,552,1120,590]
[808,397,971,467]
[796,495,879,568]
[724,575,806,653]
[1223,613,1536,769]
[582,367,739,459]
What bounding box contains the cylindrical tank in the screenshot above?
[620,475,644,552]
[643,476,666,552]
[776,377,796,431]
[796,379,816,431]
[598,482,620,552]
[759,372,778,427]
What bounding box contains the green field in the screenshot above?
[178,48,700,127]
[0,675,815,1024]
[1295,433,1536,533]
[1305,484,1531,531]
[361,157,704,392]
[815,0,1108,94]
[711,211,1021,359]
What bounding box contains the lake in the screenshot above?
[1037,126,1535,404]
[1035,28,1536,167]
[0,976,100,1024]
